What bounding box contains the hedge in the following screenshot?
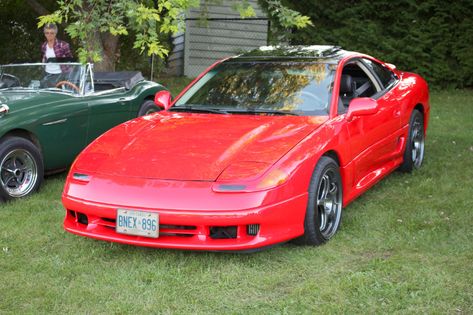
[262,0,473,88]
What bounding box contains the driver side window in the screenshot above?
[338,61,380,114]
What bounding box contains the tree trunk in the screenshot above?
[89,31,119,72]
[95,53,115,72]
[25,0,49,15]
[100,32,120,72]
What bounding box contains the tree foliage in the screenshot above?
[261,0,312,29]
[0,0,58,64]
[5,0,470,87]
[38,0,199,64]
[267,0,473,88]
[38,0,312,68]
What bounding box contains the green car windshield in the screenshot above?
[175,62,336,116]
[0,63,85,95]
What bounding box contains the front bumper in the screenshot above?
[63,192,308,251]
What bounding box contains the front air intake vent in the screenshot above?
[247,224,260,236]
[209,226,237,239]
[77,212,88,225]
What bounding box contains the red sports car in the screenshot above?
[62,45,429,251]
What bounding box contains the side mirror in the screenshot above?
[154,90,172,110]
[346,97,379,121]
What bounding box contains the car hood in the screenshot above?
[0,90,68,113]
[74,111,328,181]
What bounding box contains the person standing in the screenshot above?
[40,23,73,86]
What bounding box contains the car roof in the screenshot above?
[228,45,355,64]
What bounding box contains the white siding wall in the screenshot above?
[167,0,268,77]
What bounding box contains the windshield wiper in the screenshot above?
[169,105,297,116]
[226,108,299,116]
[169,105,228,114]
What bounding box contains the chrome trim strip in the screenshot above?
[42,118,67,126]
[92,87,126,96]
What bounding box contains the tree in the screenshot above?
[264,0,473,88]
[0,0,59,64]
[36,0,312,71]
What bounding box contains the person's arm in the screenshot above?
[53,40,73,59]
[63,41,73,58]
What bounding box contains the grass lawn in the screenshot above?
[1,88,472,314]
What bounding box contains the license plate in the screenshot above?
[116,209,159,238]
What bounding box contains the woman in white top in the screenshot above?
[40,23,73,87]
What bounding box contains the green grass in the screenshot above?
[1,89,472,314]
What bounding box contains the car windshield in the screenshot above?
[175,62,336,115]
[0,63,85,95]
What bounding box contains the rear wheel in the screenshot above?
[399,109,425,172]
[295,156,343,245]
[0,137,43,201]
[138,99,160,116]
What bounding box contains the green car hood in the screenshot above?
[0,90,68,114]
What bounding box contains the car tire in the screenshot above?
[294,156,343,246]
[399,109,425,172]
[0,137,44,201]
[138,99,160,116]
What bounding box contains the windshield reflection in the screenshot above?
[176,62,335,115]
[0,63,84,95]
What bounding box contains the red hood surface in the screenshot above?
[74,112,327,181]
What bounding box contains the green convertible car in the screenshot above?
[0,62,165,201]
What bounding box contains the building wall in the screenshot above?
[167,0,268,77]
[167,34,185,76]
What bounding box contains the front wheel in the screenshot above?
[138,99,160,116]
[0,137,44,201]
[399,109,425,172]
[295,156,343,246]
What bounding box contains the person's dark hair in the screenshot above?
[43,23,58,34]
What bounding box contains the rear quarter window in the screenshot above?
[363,59,396,89]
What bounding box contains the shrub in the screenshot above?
[261,0,473,88]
